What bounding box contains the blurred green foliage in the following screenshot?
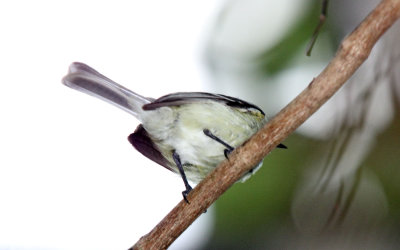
[203,111,400,250]
[203,113,400,250]
[253,0,336,76]
[205,134,318,249]
[200,1,400,248]
[369,113,400,220]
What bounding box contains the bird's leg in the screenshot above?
[172,151,192,203]
[203,129,234,159]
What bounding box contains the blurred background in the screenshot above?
[0,0,399,249]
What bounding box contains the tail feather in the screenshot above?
[62,62,152,118]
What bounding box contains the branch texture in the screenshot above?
[131,0,400,249]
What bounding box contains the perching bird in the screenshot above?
[62,62,286,202]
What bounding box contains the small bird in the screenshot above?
[62,62,286,202]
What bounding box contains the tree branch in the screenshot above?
[130,0,400,249]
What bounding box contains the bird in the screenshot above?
[62,62,286,202]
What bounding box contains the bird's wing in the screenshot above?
[143,92,264,115]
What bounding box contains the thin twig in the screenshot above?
[306,0,329,56]
[130,0,400,249]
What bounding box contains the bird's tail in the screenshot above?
[62,62,152,118]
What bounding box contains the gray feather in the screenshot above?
[62,62,152,118]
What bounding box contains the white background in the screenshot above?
[0,1,219,249]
